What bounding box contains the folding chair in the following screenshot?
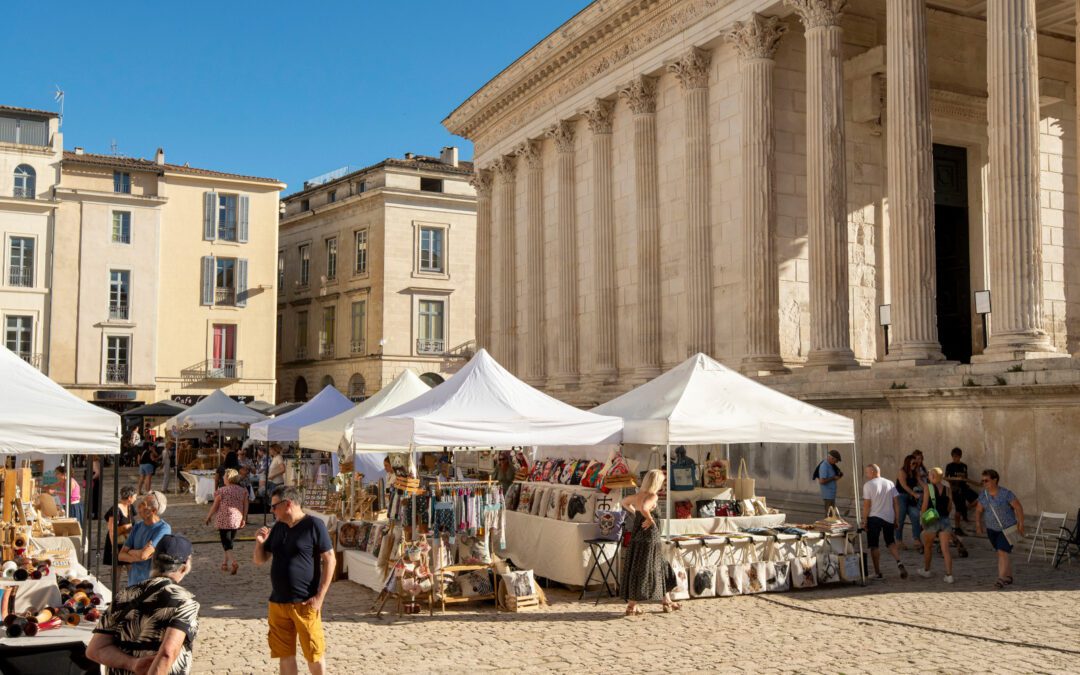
[1027,512,1068,562]
[1053,509,1080,569]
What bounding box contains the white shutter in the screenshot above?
[203,192,218,240]
[238,195,250,243]
[236,259,248,307]
[201,256,215,305]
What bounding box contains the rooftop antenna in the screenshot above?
[110,139,120,156]
[53,86,64,128]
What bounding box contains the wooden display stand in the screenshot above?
[437,564,498,613]
[2,468,33,523]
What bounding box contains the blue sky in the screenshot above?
[3,1,588,191]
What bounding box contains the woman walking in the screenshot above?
[974,469,1026,589]
[620,469,678,615]
[917,468,955,583]
[206,468,249,574]
[137,442,158,495]
[102,486,137,566]
[896,455,924,552]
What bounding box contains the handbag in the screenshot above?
[790,540,818,589]
[742,542,767,595]
[985,490,1020,545]
[703,453,728,488]
[689,546,717,598]
[715,501,737,517]
[666,546,690,601]
[921,484,941,528]
[817,538,842,585]
[717,543,747,597]
[764,541,791,592]
[674,500,694,519]
[580,461,605,488]
[837,535,863,582]
[733,457,756,500]
[600,453,633,493]
[696,500,718,518]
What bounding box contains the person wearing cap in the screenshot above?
[814,449,844,514]
[88,534,200,675]
[119,491,172,587]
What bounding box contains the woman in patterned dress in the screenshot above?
[620,469,678,615]
[205,468,248,575]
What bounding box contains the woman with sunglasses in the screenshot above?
[974,469,1026,589]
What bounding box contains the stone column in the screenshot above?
[516,140,546,381]
[981,0,1056,357]
[668,47,714,357]
[546,120,580,381]
[583,99,618,380]
[727,15,788,374]
[618,75,662,377]
[469,169,494,352]
[883,0,944,363]
[492,155,518,372]
[786,0,858,368]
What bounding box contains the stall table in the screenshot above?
[0,623,99,675]
[180,470,217,504]
[343,550,385,592]
[501,511,601,586]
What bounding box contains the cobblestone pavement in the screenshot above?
[95,468,1080,674]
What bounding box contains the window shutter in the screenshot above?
[203,192,218,241]
[201,256,215,306]
[236,259,249,307]
[238,195,250,243]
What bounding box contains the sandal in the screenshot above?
[221,562,228,572]
[1003,576,1013,586]
[231,562,239,576]
[624,606,643,616]
[994,577,1008,589]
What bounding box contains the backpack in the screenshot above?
[812,461,824,482]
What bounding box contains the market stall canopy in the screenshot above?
[591,352,855,445]
[163,389,266,433]
[249,386,354,442]
[0,345,121,454]
[122,400,189,419]
[350,349,623,447]
[246,400,274,413]
[298,370,432,455]
[267,401,303,417]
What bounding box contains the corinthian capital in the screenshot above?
[618,75,658,114]
[491,154,516,180]
[726,13,788,60]
[514,140,543,169]
[667,47,712,90]
[469,169,493,197]
[583,99,615,134]
[784,0,847,29]
[544,120,576,153]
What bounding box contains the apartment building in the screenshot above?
[276,148,476,402]
[0,106,62,373]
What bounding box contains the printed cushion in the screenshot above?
[517,484,534,513]
[530,487,548,516]
[566,493,597,524]
[545,489,562,519]
[505,482,522,511]
[457,534,492,565]
[500,570,536,598]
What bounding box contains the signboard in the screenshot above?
[95,390,137,401]
[975,290,991,315]
[171,394,254,406]
[877,304,891,327]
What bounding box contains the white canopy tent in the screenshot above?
[350,349,623,448]
[249,385,354,442]
[0,345,120,455]
[163,389,266,434]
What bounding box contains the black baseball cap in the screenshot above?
[828,449,842,461]
[156,535,193,562]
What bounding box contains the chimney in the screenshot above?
[404,152,415,160]
[440,146,459,167]
[155,147,165,165]
[74,147,84,155]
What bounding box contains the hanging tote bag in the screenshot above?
[743,541,768,595]
[669,447,698,491]
[764,541,791,593]
[718,542,748,597]
[689,546,717,598]
[817,537,842,585]
[790,540,819,589]
[703,453,728,488]
[733,458,756,500]
[665,544,690,601]
[837,535,863,582]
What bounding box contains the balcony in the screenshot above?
[109,303,130,320]
[8,265,33,287]
[350,340,366,354]
[295,346,308,360]
[18,353,42,370]
[180,359,242,384]
[105,363,129,384]
[215,287,236,306]
[416,338,445,355]
[319,343,335,359]
[12,186,34,199]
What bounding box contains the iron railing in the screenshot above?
[295,346,308,360]
[319,343,335,359]
[416,338,445,355]
[350,339,365,354]
[109,303,129,320]
[8,265,32,287]
[215,288,236,306]
[105,363,129,384]
[12,186,34,199]
[18,353,42,370]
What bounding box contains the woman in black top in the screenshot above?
[918,468,955,583]
[103,486,138,566]
[896,454,924,553]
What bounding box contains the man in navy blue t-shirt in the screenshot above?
[254,486,335,675]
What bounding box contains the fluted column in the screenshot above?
[786,0,858,368]
[516,140,546,381]
[584,99,618,380]
[884,0,944,363]
[492,155,518,372]
[668,47,714,357]
[619,75,662,377]
[982,0,1056,357]
[546,120,580,380]
[727,14,788,374]
[470,169,494,352]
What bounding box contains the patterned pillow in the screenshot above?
[500,570,536,598]
[545,489,562,519]
[505,482,522,511]
[517,484,534,513]
[458,570,493,597]
[566,493,597,523]
[457,534,491,565]
[531,487,548,516]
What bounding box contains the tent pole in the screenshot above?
[84,457,93,570]
[664,444,671,538]
[217,421,222,466]
[111,457,119,593]
[852,441,866,586]
[65,453,71,520]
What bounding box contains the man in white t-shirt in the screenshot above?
[861,464,907,580]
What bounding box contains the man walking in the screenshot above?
[861,464,907,580]
[254,486,335,675]
[88,534,200,674]
[814,449,844,514]
[119,491,171,587]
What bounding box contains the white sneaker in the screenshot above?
[943,575,955,584]
[917,568,932,579]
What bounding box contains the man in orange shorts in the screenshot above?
[254,486,335,675]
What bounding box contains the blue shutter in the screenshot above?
[201,256,215,305]
[236,258,248,307]
[203,192,217,241]
[238,195,250,243]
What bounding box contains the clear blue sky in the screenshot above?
[3,1,588,191]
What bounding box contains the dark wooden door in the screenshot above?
[933,144,973,363]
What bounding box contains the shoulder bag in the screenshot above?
[920,484,941,528]
[733,458,756,500]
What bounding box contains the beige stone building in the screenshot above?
[445,0,1080,515]
[49,149,284,411]
[276,150,476,403]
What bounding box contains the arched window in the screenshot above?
[348,373,366,399]
[420,372,444,387]
[293,376,308,401]
[320,374,335,390]
[13,165,35,199]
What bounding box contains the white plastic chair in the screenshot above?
[1027,512,1068,562]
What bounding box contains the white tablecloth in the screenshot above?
[180,470,217,504]
[31,536,86,577]
[343,550,385,592]
[662,513,785,535]
[304,509,337,533]
[8,572,112,614]
[0,623,97,648]
[501,510,608,586]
